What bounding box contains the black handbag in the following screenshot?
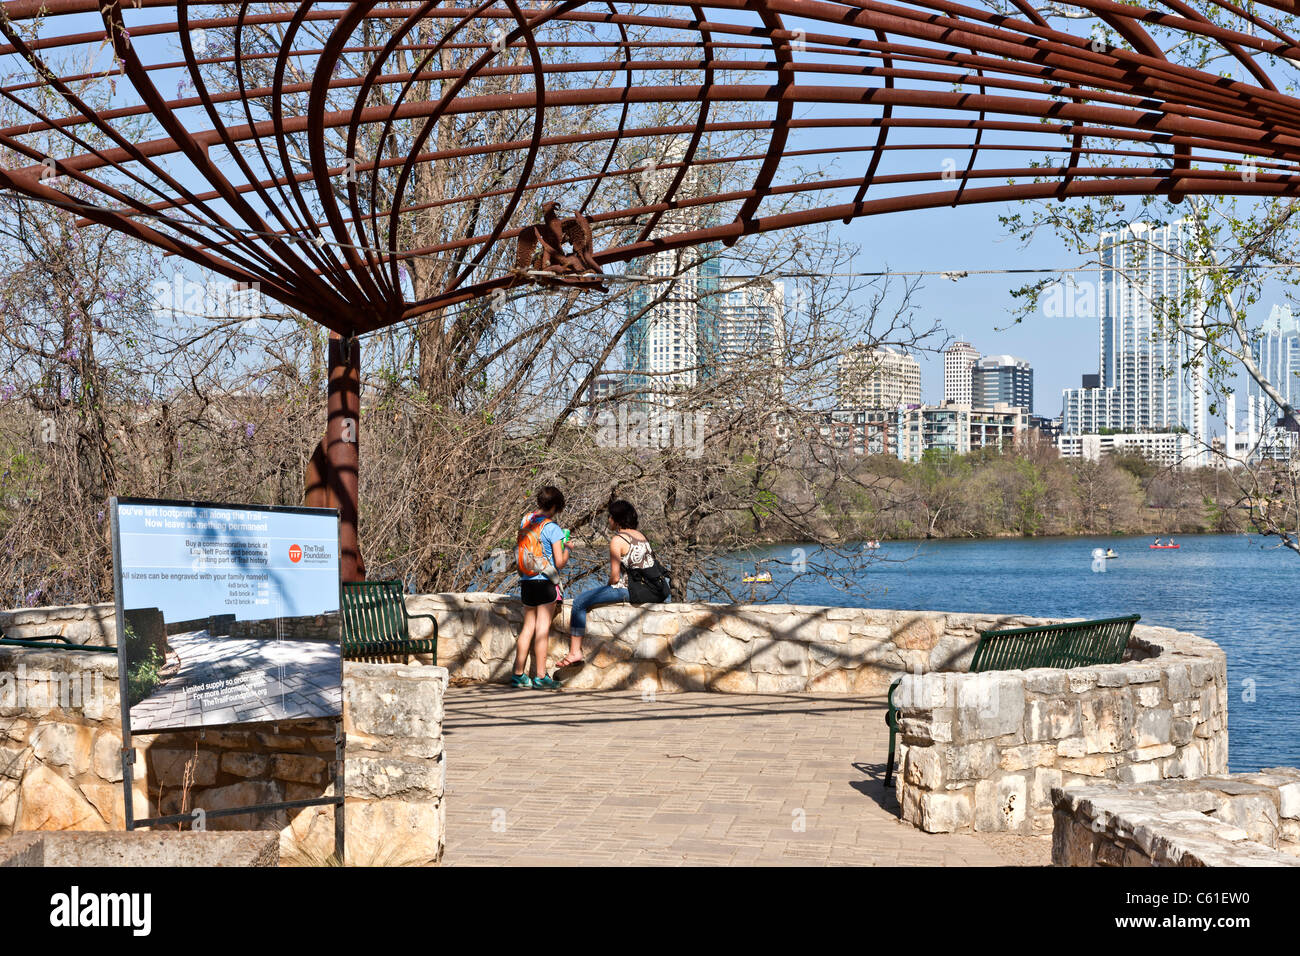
[624,541,672,605]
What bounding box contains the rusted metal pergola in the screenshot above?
[2,1,1299,579]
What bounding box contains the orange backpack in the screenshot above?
[516,511,554,576]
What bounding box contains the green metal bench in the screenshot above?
[340,580,438,661]
[883,613,1139,787]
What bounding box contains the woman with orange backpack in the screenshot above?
[510,485,569,690]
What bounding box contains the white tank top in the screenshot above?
[614,533,653,589]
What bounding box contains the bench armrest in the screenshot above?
[885,675,904,727]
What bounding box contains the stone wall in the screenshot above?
[408,592,1056,694]
[0,604,116,646]
[1052,772,1300,866]
[892,625,1228,835]
[0,634,446,866]
[1,829,280,867]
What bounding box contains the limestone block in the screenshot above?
[903,745,944,790]
[899,709,953,745]
[632,637,672,662]
[346,755,442,800]
[896,672,954,710]
[1059,754,1116,777]
[927,634,975,673]
[754,673,805,694]
[1134,709,1172,747]
[79,782,126,828]
[1081,694,1134,754]
[718,614,770,642]
[271,753,329,784]
[639,613,680,637]
[342,798,444,867]
[17,763,105,831]
[1067,670,1099,694]
[660,663,709,692]
[1279,783,1300,820]
[672,630,747,670]
[221,752,269,778]
[1000,744,1056,772]
[1056,737,1087,758]
[559,662,603,691]
[91,730,124,782]
[851,666,900,694]
[590,662,637,689]
[892,615,944,651]
[913,789,974,833]
[807,669,850,695]
[1135,686,1164,708]
[974,774,1027,832]
[1032,768,1064,808]
[1213,795,1279,846]
[30,723,94,775]
[955,673,1024,741]
[343,664,444,743]
[199,781,286,830]
[1026,698,1082,741]
[749,638,808,676]
[947,742,997,781]
[1171,717,1196,747]
[1128,743,1175,762]
[1165,665,1193,701]
[1116,761,1161,784]
[591,640,633,668]
[1023,670,1068,695]
[146,747,219,787]
[707,670,755,694]
[0,777,18,830]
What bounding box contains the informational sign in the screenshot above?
[110,498,343,733]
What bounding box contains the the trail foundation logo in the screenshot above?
[288,544,303,563]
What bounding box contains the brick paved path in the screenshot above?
[443,686,1049,866]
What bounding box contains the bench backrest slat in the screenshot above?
[970,614,1139,673]
[342,581,409,648]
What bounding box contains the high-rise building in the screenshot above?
[1062,374,1121,434]
[704,277,786,370]
[971,354,1033,413]
[1246,303,1300,458]
[624,141,721,408]
[1060,220,1208,460]
[837,345,922,409]
[944,341,979,404]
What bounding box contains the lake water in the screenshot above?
[728,533,1298,772]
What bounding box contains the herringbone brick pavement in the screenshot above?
[442,685,1050,866]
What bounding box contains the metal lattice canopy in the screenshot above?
[3,1,1300,337]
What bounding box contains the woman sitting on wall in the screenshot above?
[555,498,663,673]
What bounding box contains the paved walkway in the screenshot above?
[443,686,1051,866]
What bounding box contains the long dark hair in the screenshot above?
[607,498,638,530]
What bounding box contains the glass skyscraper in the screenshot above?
[1061,220,1207,456]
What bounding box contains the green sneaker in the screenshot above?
[531,674,561,691]
[509,673,532,689]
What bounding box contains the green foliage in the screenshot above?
[123,622,163,708]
